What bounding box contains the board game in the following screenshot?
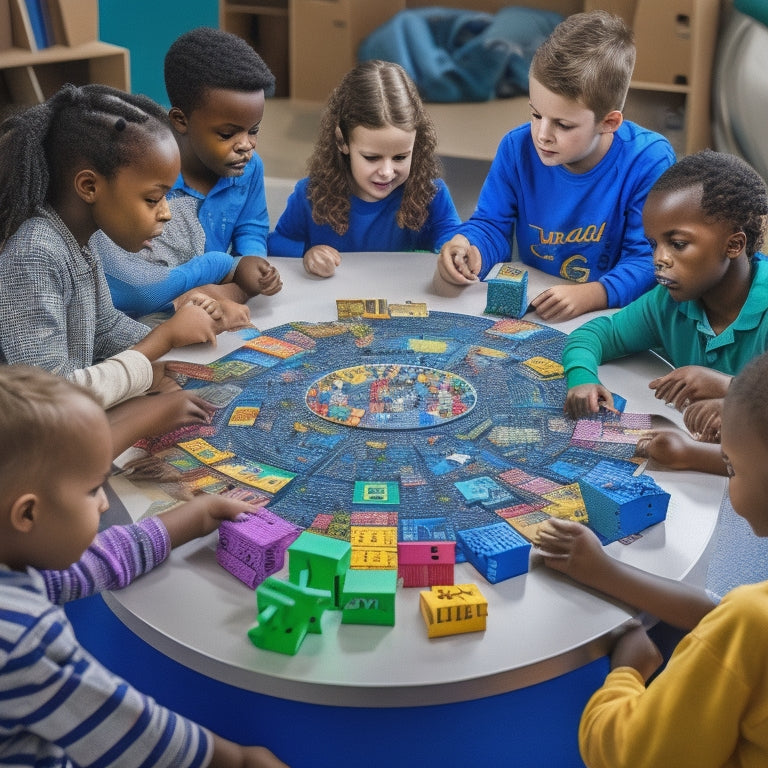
[129,309,666,579]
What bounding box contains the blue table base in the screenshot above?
[66,594,608,767]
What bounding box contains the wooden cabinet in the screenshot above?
[0,0,129,111]
[586,0,722,154]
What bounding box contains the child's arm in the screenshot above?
[42,497,254,603]
[437,235,482,284]
[649,366,732,409]
[530,282,608,322]
[304,245,342,277]
[537,518,717,630]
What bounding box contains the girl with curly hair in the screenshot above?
[268,60,461,277]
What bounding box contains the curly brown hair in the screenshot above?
[307,60,440,235]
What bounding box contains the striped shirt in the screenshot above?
[0,519,213,767]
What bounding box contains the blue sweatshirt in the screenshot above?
[457,121,675,307]
[267,178,461,257]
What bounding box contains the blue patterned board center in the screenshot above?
[306,364,477,430]
[148,311,654,550]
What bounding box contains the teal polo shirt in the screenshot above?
[563,259,768,387]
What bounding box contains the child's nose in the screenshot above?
[157,197,171,222]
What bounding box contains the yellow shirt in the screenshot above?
[579,580,768,767]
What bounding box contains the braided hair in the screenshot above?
[0,83,171,247]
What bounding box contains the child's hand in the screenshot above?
[437,235,481,284]
[683,398,723,443]
[564,383,613,419]
[303,245,341,277]
[252,256,283,295]
[164,302,220,347]
[536,517,608,584]
[530,283,608,322]
[610,622,663,681]
[150,362,182,393]
[209,736,290,768]
[143,390,216,435]
[217,298,253,331]
[649,366,732,410]
[183,292,225,321]
[158,495,257,547]
[234,256,283,296]
[635,428,729,475]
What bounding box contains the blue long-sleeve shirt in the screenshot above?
[457,121,676,307]
[267,177,461,258]
[97,155,270,317]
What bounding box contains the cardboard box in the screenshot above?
[290,0,405,101]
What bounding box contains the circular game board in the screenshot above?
[148,310,651,556]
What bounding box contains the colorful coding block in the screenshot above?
[217,508,302,588]
[398,541,456,587]
[419,583,487,638]
[484,264,528,318]
[288,531,352,608]
[248,577,333,655]
[341,568,398,626]
[457,522,531,583]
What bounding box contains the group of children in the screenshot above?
[1,9,767,767]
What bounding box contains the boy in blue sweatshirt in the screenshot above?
[437,11,675,322]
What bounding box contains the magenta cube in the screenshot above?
[217,508,302,588]
[397,541,456,587]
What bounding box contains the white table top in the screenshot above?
[106,253,724,707]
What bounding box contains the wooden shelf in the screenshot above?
[0,1,129,109]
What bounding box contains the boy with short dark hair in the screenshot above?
[95,27,282,320]
[438,11,676,322]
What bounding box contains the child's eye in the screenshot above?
[218,132,234,140]
[146,198,161,205]
[671,240,688,251]
[530,111,542,121]
[89,484,104,497]
[248,127,260,137]
[393,155,408,163]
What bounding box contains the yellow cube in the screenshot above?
[419,584,487,638]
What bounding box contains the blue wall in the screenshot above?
[99,0,218,105]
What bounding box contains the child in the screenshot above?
[94,26,282,319]
[562,150,768,475]
[437,11,676,322]
[0,83,238,452]
[267,59,461,277]
[537,350,768,767]
[0,365,288,767]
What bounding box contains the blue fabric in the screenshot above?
[106,251,235,316]
[170,154,269,256]
[358,7,562,102]
[267,178,461,258]
[458,121,676,308]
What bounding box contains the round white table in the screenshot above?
[70,253,724,767]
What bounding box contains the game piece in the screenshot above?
[288,531,352,608]
[419,583,488,638]
[578,460,670,543]
[340,569,398,626]
[397,541,455,587]
[217,507,302,588]
[484,263,529,318]
[349,526,398,570]
[248,577,333,655]
[457,522,531,583]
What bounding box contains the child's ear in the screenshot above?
[335,126,349,155]
[599,109,624,135]
[73,169,99,204]
[169,107,189,135]
[9,494,38,533]
[727,231,748,258]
